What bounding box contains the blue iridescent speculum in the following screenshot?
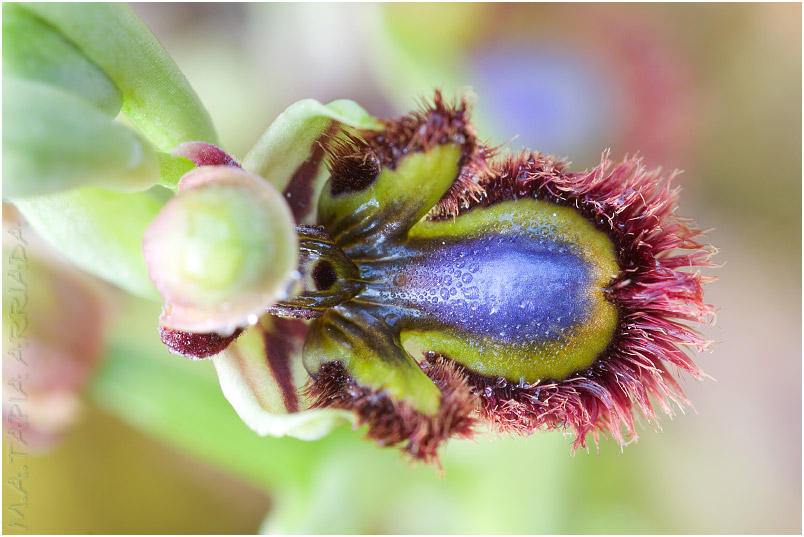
[391,199,619,382]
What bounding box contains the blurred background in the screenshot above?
[3,2,801,534]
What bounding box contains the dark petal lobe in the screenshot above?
[159,326,243,359]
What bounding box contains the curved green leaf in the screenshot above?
[3,76,159,198]
[2,2,121,116]
[20,2,217,151]
[13,187,165,300]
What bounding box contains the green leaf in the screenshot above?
[19,2,217,151]
[13,187,165,300]
[243,98,383,224]
[3,76,159,198]
[2,2,121,116]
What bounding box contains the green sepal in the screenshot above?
[318,144,462,252]
[13,187,165,300]
[19,2,217,151]
[212,315,354,440]
[243,99,383,224]
[156,152,196,192]
[2,2,122,116]
[303,304,442,416]
[3,76,159,198]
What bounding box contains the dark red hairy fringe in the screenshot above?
[442,149,715,450]
[305,356,478,465]
[323,91,490,205]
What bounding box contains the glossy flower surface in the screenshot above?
[147,93,714,462]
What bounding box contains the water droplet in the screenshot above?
[462,286,480,300]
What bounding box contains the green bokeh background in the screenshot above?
[3,3,801,534]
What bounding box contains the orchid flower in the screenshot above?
[4,3,714,465]
[144,95,714,463]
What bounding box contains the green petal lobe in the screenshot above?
[304,305,442,416]
[318,144,463,253]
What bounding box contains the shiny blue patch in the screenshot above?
[371,234,592,344]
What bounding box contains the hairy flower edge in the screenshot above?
[304,98,714,458]
[304,355,478,465]
[149,94,715,462]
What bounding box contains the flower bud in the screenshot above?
[143,166,298,333]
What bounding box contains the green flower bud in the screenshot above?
[143,166,298,333]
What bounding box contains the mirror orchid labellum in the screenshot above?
[145,92,714,463]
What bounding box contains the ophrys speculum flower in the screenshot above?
[148,93,713,462]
